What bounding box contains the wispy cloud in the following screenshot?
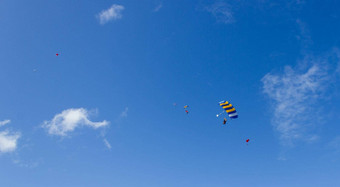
[97,4,124,25]
[13,159,40,168]
[328,136,340,153]
[0,119,10,127]
[103,138,112,149]
[295,0,306,5]
[296,19,313,51]
[154,3,163,12]
[120,107,128,118]
[262,51,340,145]
[42,108,109,136]
[0,119,20,153]
[205,2,234,24]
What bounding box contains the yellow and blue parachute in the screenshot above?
[219,101,238,119]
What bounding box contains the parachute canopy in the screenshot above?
[219,101,238,119]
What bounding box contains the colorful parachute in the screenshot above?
[219,101,238,119]
[246,139,249,143]
[183,105,189,114]
[56,53,59,56]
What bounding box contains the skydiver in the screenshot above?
[223,118,227,125]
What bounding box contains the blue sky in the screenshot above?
[1,0,340,186]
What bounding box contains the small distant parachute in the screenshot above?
[184,105,189,114]
[56,53,59,56]
[246,139,250,145]
[219,101,238,119]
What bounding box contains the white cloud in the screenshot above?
[103,139,112,149]
[0,119,10,127]
[262,52,340,145]
[120,107,128,118]
[0,119,20,153]
[97,4,124,25]
[205,2,234,24]
[42,108,109,136]
[0,130,20,153]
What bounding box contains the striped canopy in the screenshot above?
[219,101,238,119]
